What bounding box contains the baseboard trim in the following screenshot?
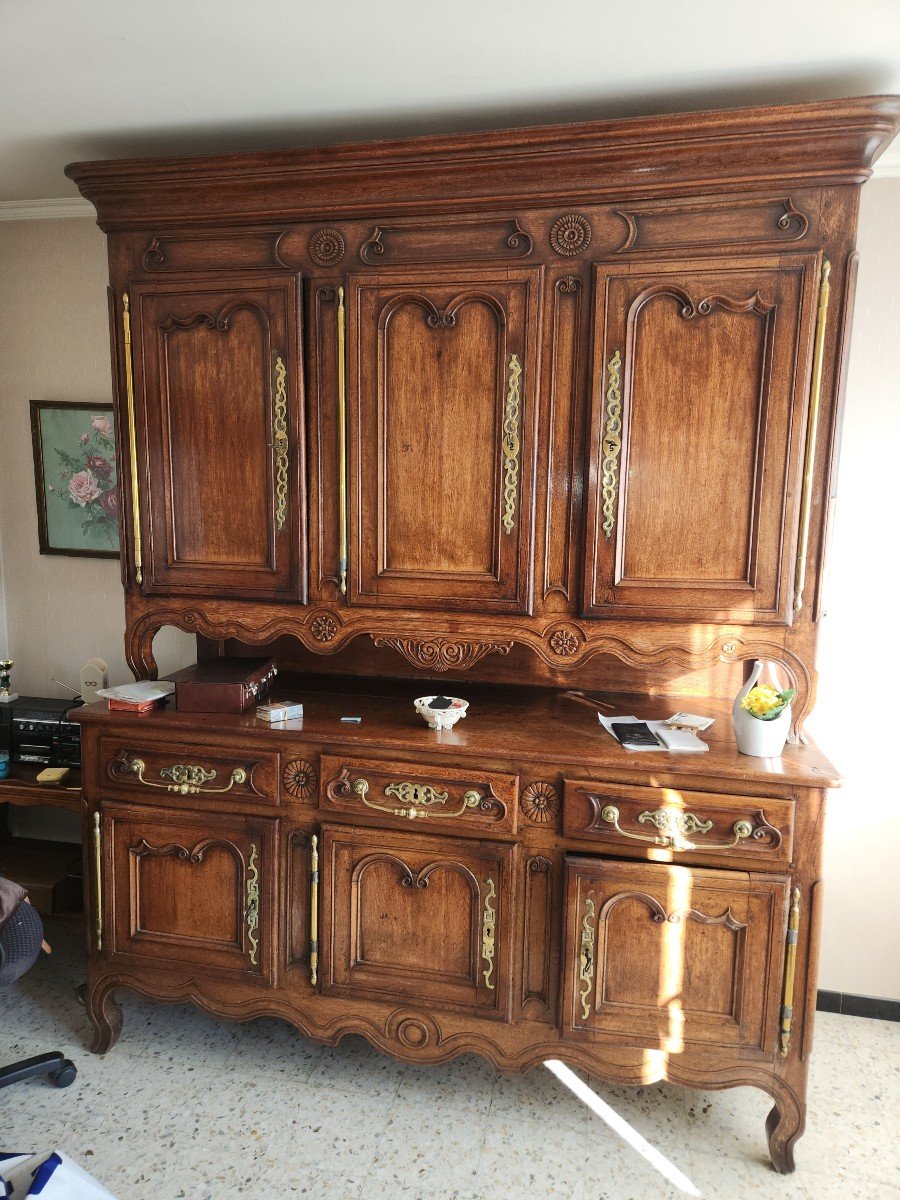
[817,990,900,1022]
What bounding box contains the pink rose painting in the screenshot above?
[31,402,119,556]
[68,469,102,507]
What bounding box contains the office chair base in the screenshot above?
[0,1052,77,1089]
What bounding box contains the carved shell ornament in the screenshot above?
[283,759,318,800]
[521,781,561,824]
[550,214,592,257]
[308,227,346,267]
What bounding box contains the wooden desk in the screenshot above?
[0,765,83,915]
[0,763,82,812]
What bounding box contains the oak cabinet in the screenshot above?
[563,856,789,1055]
[102,805,276,983]
[582,253,820,624]
[128,275,305,599]
[320,824,513,1018]
[69,97,898,1175]
[347,267,541,613]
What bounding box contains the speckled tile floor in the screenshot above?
[1,921,897,1199]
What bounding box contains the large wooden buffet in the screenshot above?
[66,95,900,1173]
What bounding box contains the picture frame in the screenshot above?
[29,400,120,558]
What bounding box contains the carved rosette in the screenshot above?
[521,782,561,825]
[310,613,338,643]
[283,759,318,800]
[550,214,592,257]
[371,636,513,673]
[308,227,345,267]
[548,626,582,657]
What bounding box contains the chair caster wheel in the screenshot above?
[51,1060,77,1088]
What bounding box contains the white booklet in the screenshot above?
[598,714,710,753]
[96,681,176,703]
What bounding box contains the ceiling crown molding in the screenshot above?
[0,197,94,221]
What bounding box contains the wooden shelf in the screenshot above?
[0,763,82,811]
[0,837,82,916]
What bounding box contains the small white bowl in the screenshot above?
[414,695,468,732]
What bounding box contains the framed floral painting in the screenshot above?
[30,401,120,558]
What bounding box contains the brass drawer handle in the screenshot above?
[600,804,755,852]
[601,349,623,537]
[272,354,289,533]
[93,810,103,951]
[352,777,483,821]
[501,353,522,534]
[579,896,596,1020]
[117,755,248,795]
[245,842,260,966]
[481,878,497,990]
[122,293,143,586]
[794,261,831,612]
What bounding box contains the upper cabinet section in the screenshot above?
[582,253,820,624]
[347,267,541,613]
[127,275,306,599]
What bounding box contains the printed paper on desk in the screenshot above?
[598,714,709,753]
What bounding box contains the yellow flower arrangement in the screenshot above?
[740,685,796,721]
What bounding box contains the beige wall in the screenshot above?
[0,218,194,694]
[0,187,898,998]
[809,176,900,1001]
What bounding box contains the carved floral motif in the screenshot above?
[521,783,560,825]
[283,759,318,800]
[308,227,345,267]
[550,214,592,257]
[371,636,513,673]
[549,627,580,656]
[310,613,338,642]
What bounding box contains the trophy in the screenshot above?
[0,659,17,703]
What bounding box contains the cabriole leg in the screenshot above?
[765,1083,806,1174]
[85,982,123,1055]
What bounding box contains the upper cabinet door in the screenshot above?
[347,267,541,613]
[129,275,305,599]
[582,253,819,624]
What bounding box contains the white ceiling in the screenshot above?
[2,0,900,208]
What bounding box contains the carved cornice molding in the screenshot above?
[66,97,900,229]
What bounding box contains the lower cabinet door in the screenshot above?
[320,825,513,1018]
[104,805,276,984]
[563,856,789,1055]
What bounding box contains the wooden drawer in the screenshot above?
[563,779,794,867]
[101,738,279,810]
[320,754,518,835]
